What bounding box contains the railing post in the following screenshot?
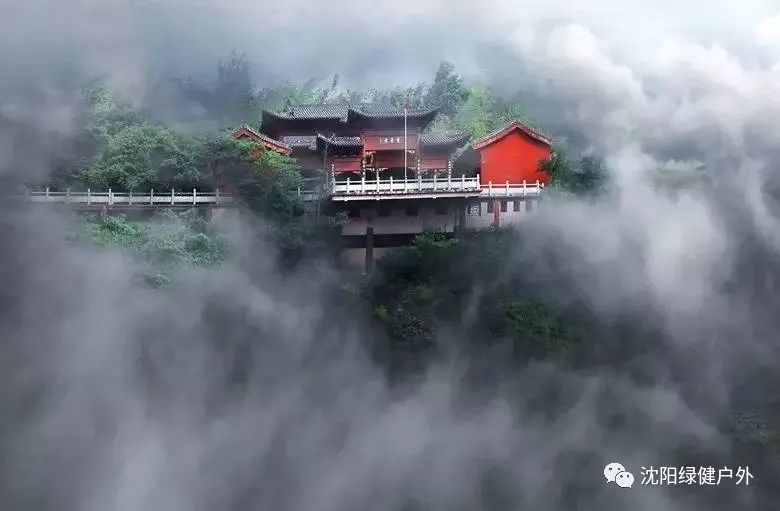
[108,188,113,205]
[522,180,526,197]
[24,187,29,202]
[65,187,70,204]
[461,174,465,190]
[505,180,509,197]
[433,172,437,191]
[193,188,197,205]
[488,181,493,197]
[389,175,393,193]
[45,187,49,201]
[297,186,301,197]
[129,189,133,205]
[361,176,365,194]
[150,188,154,205]
[376,174,380,192]
[346,176,351,193]
[170,188,174,205]
[87,188,91,205]
[417,172,422,192]
[404,175,408,193]
[448,173,452,189]
[215,188,220,205]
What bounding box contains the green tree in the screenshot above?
[79,81,144,149]
[237,149,304,219]
[453,86,533,138]
[194,133,255,190]
[214,51,254,124]
[424,61,469,117]
[543,149,608,195]
[80,124,199,191]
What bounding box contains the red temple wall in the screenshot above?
[331,156,362,172]
[374,151,412,169]
[479,131,551,185]
[420,154,449,170]
[294,153,322,171]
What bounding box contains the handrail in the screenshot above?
[22,188,234,205]
[20,177,546,205]
[324,176,544,197]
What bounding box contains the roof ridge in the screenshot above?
[472,118,552,148]
[233,125,292,151]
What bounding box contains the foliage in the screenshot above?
[194,133,256,190]
[81,213,146,248]
[367,229,580,375]
[543,149,609,196]
[487,298,575,358]
[237,149,304,220]
[78,210,228,286]
[214,51,254,124]
[79,124,199,191]
[79,81,145,150]
[424,61,469,117]
[452,86,534,138]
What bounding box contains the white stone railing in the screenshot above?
[24,188,234,206]
[324,176,544,198]
[481,180,545,197]
[332,175,482,195]
[21,177,546,206]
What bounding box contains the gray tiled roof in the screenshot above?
[317,134,362,147]
[282,135,317,150]
[420,132,470,147]
[349,104,439,119]
[277,104,349,120]
[266,103,439,121]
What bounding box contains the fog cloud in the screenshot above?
[2,1,780,510]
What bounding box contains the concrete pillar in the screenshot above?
[456,202,467,237]
[365,226,375,274]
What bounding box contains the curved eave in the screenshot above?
[233,125,292,155]
[420,132,471,152]
[261,108,345,122]
[346,106,440,127]
[315,134,362,154]
[261,109,345,137]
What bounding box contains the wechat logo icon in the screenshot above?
[604,462,634,488]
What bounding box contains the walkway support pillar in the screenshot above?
[365,226,374,275]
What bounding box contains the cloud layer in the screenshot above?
[2,1,780,510]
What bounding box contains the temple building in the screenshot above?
[235,103,552,270]
[256,104,470,180]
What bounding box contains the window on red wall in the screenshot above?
[487,201,494,213]
[500,200,507,212]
